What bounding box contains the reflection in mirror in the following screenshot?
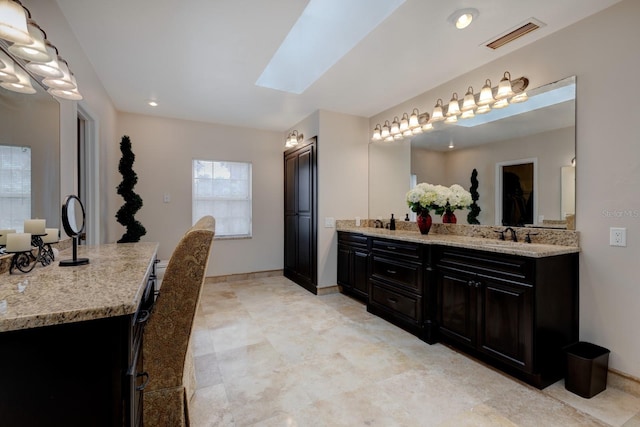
[369,76,576,229]
[0,47,60,233]
[60,195,89,266]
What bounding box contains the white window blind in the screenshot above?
[0,145,31,231]
[192,160,252,238]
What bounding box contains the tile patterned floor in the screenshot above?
[189,276,640,426]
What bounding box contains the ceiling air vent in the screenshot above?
[485,19,544,50]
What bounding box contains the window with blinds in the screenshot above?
[0,145,31,231]
[192,160,252,238]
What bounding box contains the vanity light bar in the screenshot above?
[0,0,82,99]
[371,71,529,142]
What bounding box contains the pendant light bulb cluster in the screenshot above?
[0,0,82,100]
[371,71,529,142]
[285,130,304,148]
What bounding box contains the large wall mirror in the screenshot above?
[369,76,576,228]
[0,47,60,232]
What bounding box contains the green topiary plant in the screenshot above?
[467,168,481,225]
[115,135,146,243]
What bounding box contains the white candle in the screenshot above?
[24,219,46,235]
[0,229,16,245]
[42,228,59,244]
[6,233,32,252]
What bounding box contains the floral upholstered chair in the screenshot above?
[143,216,215,426]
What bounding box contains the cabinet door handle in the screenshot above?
[388,297,398,304]
[386,269,397,274]
[468,280,474,287]
[135,371,150,391]
[136,309,151,324]
[475,281,482,288]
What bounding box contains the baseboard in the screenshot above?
[205,269,283,284]
[608,368,640,398]
[316,285,339,295]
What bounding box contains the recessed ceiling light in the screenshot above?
[448,8,479,30]
[148,100,158,107]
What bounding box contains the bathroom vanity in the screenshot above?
[0,242,158,426]
[337,227,578,388]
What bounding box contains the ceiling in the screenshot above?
[55,0,621,132]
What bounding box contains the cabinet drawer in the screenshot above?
[371,255,422,294]
[437,247,533,284]
[370,281,422,323]
[371,238,422,261]
[338,231,368,249]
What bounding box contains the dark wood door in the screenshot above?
[283,138,317,293]
[477,278,533,371]
[437,268,476,347]
[352,248,369,297]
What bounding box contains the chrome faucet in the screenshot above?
[503,227,518,242]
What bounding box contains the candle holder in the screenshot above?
[7,249,36,274]
[31,234,55,267]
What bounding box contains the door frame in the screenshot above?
[495,158,538,226]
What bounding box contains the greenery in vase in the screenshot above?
[467,168,481,224]
[115,135,146,243]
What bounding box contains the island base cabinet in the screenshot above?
[0,316,130,426]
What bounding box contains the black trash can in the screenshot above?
[565,341,610,398]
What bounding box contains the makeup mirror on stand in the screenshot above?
[60,195,89,266]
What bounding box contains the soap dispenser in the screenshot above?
[389,214,396,230]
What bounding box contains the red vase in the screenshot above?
[442,210,457,224]
[417,212,432,235]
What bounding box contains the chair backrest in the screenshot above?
[143,216,215,391]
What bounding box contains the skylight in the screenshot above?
[256,0,406,94]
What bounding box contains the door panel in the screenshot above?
[438,270,475,346]
[479,280,533,370]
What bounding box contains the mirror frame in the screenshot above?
[60,195,89,266]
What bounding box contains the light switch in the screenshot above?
[163,193,171,203]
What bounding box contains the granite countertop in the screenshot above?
[337,227,580,258]
[0,242,158,332]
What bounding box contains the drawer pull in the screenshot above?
[387,246,397,250]
[136,309,151,324]
[135,372,150,391]
[387,297,398,304]
[386,269,397,274]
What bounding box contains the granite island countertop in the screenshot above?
[0,242,158,332]
[337,226,580,258]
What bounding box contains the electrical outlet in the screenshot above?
[325,217,335,228]
[609,227,626,247]
[163,193,171,203]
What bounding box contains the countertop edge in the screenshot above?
[337,227,580,258]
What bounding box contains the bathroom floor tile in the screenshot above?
[189,276,640,427]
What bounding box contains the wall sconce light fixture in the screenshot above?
[285,130,304,148]
[0,0,83,100]
[371,71,529,142]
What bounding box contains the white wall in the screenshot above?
[288,110,370,289]
[370,0,640,378]
[117,113,284,276]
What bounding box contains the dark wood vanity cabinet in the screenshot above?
[436,247,578,388]
[337,231,369,300]
[0,264,156,426]
[367,237,426,336]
